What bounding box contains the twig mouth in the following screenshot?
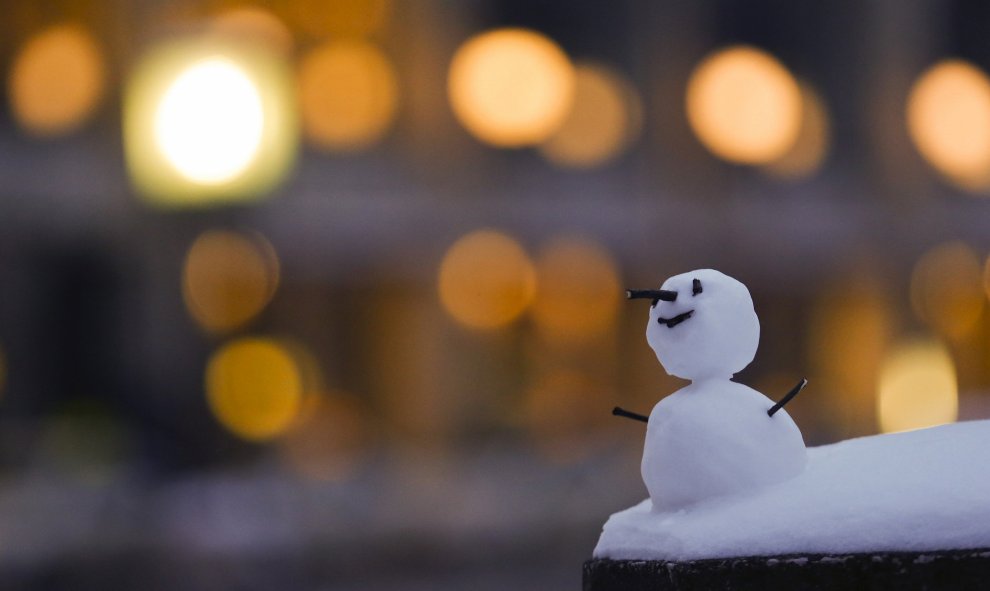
[657,309,693,328]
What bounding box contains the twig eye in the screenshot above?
[692,278,703,296]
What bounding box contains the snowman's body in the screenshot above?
[640,269,807,512]
[643,380,806,512]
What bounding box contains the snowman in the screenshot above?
[624,269,807,513]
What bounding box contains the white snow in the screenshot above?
[648,269,759,380]
[642,380,806,512]
[595,420,990,561]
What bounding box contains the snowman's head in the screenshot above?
[634,269,759,381]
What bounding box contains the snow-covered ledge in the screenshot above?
[586,420,990,589]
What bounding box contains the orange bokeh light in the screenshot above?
[686,46,802,164]
[182,229,280,333]
[531,236,621,342]
[763,83,831,179]
[283,0,390,39]
[297,40,399,151]
[438,229,537,329]
[539,63,642,168]
[9,24,106,137]
[448,28,575,147]
[910,241,984,339]
[907,60,990,190]
[210,7,294,56]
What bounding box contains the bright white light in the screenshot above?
[154,57,264,184]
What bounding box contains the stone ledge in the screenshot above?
[584,548,990,591]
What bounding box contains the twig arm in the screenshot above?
[768,378,808,417]
[613,406,649,423]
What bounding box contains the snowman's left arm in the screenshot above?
[767,378,808,417]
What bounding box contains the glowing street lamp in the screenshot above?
[124,39,298,207]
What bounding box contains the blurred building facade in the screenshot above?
[0,1,989,589]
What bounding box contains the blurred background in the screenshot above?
[0,0,989,588]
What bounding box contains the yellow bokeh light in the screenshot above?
[686,45,802,164]
[531,236,621,342]
[907,60,990,190]
[448,28,575,147]
[877,340,958,433]
[539,63,642,168]
[210,7,294,57]
[182,229,280,333]
[124,39,298,207]
[206,338,303,441]
[297,40,399,151]
[9,24,106,137]
[910,242,984,339]
[763,83,830,179]
[438,229,537,329]
[155,57,265,184]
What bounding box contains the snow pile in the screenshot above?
[595,420,990,561]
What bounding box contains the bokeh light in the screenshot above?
[182,229,280,334]
[686,45,802,164]
[907,60,990,191]
[807,273,893,437]
[531,236,621,342]
[539,63,642,168]
[877,340,958,433]
[910,241,984,339]
[448,28,575,147]
[155,57,265,184]
[8,24,106,137]
[438,229,537,329]
[281,392,368,481]
[763,83,831,179]
[210,7,294,56]
[206,337,304,441]
[124,39,298,206]
[283,0,390,39]
[297,40,399,151]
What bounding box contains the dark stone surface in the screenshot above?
[584,548,990,591]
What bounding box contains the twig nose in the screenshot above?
[626,289,678,302]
